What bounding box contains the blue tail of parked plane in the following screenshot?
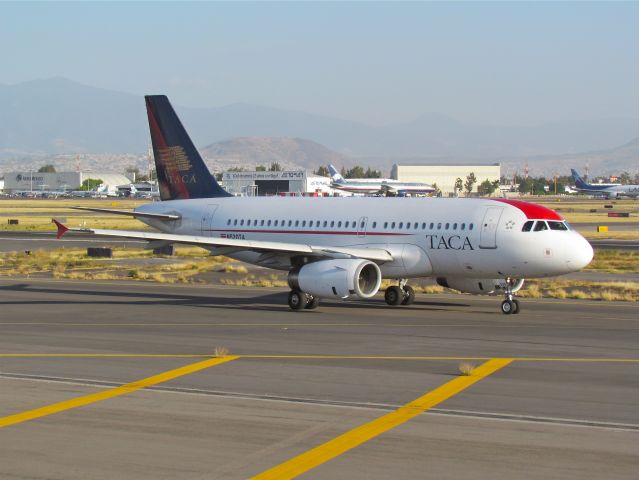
[571,169,590,190]
[327,164,345,184]
[145,95,231,201]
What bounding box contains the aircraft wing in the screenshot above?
[53,220,393,263]
[70,206,181,221]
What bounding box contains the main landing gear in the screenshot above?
[500,279,520,315]
[288,290,320,311]
[384,280,415,306]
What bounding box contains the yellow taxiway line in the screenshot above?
[0,355,238,429]
[250,358,512,480]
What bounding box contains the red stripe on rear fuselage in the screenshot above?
[206,229,411,236]
[493,199,563,220]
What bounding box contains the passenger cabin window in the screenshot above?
[469,223,474,230]
[413,222,418,229]
[445,223,450,230]
[453,223,458,230]
[461,223,465,230]
[384,222,388,229]
[240,220,244,226]
[227,219,231,226]
[372,221,377,228]
[437,223,442,230]
[522,220,534,232]
[391,222,396,228]
[429,222,434,229]
[421,222,426,229]
[234,219,238,226]
[399,222,403,229]
[548,221,568,231]
[534,221,548,231]
[338,221,342,227]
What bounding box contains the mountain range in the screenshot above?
[1,77,638,175]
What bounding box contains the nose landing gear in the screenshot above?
[385,280,415,306]
[500,278,520,315]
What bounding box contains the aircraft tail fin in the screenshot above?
[145,95,231,201]
[571,169,590,189]
[328,164,345,183]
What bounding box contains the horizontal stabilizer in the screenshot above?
[71,206,180,221]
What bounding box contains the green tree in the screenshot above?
[464,172,477,195]
[364,167,382,178]
[228,167,244,172]
[431,182,441,197]
[454,177,463,196]
[618,171,632,185]
[80,178,103,191]
[255,165,267,171]
[314,165,329,177]
[477,179,500,196]
[38,164,56,173]
[345,166,366,178]
[269,162,282,172]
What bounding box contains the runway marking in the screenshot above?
[0,354,638,362]
[250,358,512,480]
[0,355,238,429]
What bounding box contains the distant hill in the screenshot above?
[200,137,351,172]
[507,136,639,177]
[1,77,639,175]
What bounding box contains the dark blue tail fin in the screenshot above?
[571,169,590,189]
[145,95,231,200]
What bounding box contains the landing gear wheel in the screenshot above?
[385,286,403,306]
[501,299,515,315]
[304,296,320,310]
[288,290,306,311]
[511,299,520,314]
[401,285,415,305]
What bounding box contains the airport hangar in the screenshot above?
[221,170,341,196]
[391,163,501,196]
[3,171,132,193]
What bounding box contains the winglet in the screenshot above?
[52,219,69,239]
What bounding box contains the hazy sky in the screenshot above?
[2,2,638,126]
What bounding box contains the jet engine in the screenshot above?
[288,259,382,299]
[436,277,524,295]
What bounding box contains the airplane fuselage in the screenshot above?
[137,196,593,280]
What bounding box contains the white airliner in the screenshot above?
[55,96,594,314]
[328,164,435,196]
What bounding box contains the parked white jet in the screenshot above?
[328,165,435,196]
[56,96,593,313]
[571,169,639,199]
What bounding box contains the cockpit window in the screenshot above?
[522,220,534,232]
[533,221,548,231]
[548,221,568,231]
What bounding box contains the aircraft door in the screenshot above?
[357,216,368,237]
[479,207,503,249]
[200,205,219,236]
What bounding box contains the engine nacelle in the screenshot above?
[288,259,382,299]
[436,277,524,295]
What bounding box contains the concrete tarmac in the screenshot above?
[0,279,638,479]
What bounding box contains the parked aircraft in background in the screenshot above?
[571,169,639,198]
[327,165,435,196]
[55,96,593,314]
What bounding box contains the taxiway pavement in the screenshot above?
[0,279,637,479]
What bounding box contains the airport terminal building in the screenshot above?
[3,171,132,193]
[221,170,336,196]
[391,163,501,196]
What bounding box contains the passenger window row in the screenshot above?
[224,218,474,231]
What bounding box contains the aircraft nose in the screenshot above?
[568,234,594,271]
